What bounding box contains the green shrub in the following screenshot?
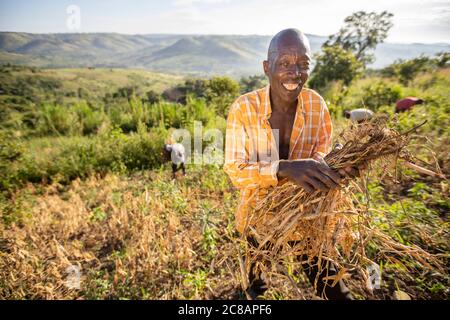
[0,131,24,191]
[309,45,363,90]
[35,104,79,136]
[72,101,107,135]
[121,123,166,171]
[362,81,402,111]
[12,124,168,187]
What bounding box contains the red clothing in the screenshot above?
[396,97,422,112]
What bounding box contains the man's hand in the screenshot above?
[332,143,367,180]
[277,159,341,193]
[338,162,367,179]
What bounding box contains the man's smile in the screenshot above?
[282,81,301,91]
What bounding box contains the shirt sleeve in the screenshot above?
[223,102,279,190]
[312,98,333,161]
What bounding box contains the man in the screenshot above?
[224,29,359,300]
[344,108,374,123]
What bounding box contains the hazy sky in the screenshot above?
[0,0,449,43]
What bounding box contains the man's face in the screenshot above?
[263,35,311,105]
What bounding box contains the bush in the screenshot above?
[205,77,240,118]
[239,75,267,94]
[13,124,168,187]
[121,123,166,171]
[35,104,79,136]
[72,101,107,135]
[361,81,402,110]
[382,56,432,85]
[0,131,24,191]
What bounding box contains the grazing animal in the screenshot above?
[395,97,424,113]
[163,143,186,179]
[344,108,374,123]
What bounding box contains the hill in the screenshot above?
[0,66,184,106]
[1,32,449,76]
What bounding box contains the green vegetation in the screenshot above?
[310,11,394,92]
[0,50,449,298]
[324,11,394,63]
[308,45,363,89]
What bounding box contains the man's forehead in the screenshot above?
[275,46,310,55]
[268,30,311,59]
[270,46,311,60]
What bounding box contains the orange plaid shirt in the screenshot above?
[223,85,333,233]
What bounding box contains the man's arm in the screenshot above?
[223,103,279,190]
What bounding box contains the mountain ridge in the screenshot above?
[1,32,448,76]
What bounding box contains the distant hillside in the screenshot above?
[0,32,449,76]
[0,66,184,109]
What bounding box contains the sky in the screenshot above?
[0,0,449,43]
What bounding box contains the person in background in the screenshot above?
[395,97,424,113]
[344,108,374,123]
[163,143,186,179]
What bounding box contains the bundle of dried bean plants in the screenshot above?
[240,117,443,298]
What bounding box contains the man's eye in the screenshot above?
[299,63,309,69]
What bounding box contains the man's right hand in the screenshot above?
[277,159,341,193]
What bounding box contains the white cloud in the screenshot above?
[163,0,450,42]
[173,0,231,6]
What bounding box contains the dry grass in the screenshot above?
[0,168,244,299]
[0,121,448,299]
[242,117,446,296]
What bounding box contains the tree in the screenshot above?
[325,11,394,65]
[309,11,394,91]
[184,79,209,98]
[205,76,240,118]
[239,75,267,94]
[113,86,137,100]
[205,77,239,100]
[308,45,363,90]
[145,90,162,104]
[381,56,433,85]
[435,52,449,68]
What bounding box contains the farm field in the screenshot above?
[0,65,449,300]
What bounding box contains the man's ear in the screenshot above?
[263,60,269,76]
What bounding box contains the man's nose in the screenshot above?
[287,65,301,78]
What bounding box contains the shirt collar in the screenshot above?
[259,84,305,120]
